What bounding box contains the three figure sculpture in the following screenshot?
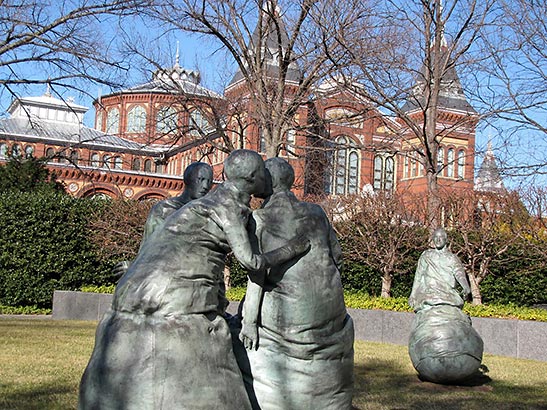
[408,228,484,384]
[79,151,354,410]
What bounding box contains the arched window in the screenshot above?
[457,149,465,179]
[144,159,152,172]
[12,144,21,158]
[259,129,266,153]
[373,154,395,191]
[90,153,99,167]
[113,156,123,170]
[132,158,141,171]
[155,162,163,173]
[0,143,7,158]
[46,147,55,159]
[127,106,147,133]
[285,129,296,156]
[102,154,111,168]
[331,136,359,195]
[157,106,178,133]
[447,148,455,178]
[24,145,34,158]
[437,146,444,175]
[106,108,120,133]
[190,109,211,136]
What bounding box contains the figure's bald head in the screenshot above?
[224,149,266,195]
[265,157,294,191]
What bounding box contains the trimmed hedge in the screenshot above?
[0,191,112,308]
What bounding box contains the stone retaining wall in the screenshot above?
[52,290,547,362]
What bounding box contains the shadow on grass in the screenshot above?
[0,382,77,410]
[351,358,547,410]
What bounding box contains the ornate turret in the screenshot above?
[475,142,505,192]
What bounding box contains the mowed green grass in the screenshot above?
[1,317,546,410]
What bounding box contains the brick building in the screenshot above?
[0,14,479,203]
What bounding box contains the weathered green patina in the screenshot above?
[236,158,354,409]
[408,228,484,384]
[78,151,309,410]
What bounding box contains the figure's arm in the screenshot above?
[224,218,309,281]
[408,254,426,309]
[453,256,471,300]
[240,279,263,350]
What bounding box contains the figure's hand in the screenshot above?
[112,260,130,279]
[239,322,259,351]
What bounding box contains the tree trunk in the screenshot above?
[468,273,482,305]
[426,170,441,229]
[381,272,392,298]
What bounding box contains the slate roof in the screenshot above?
[401,49,476,114]
[0,117,160,154]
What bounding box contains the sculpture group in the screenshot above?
[79,150,486,409]
[79,150,354,410]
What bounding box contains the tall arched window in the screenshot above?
[0,143,7,158]
[190,109,210,136]
[447,148,455,178]
[12,144,21,158]
[106,108,120,133]
[437,146,444,175]
[90,153,99,167]
[331,136,359,195]
[144,159,152,172]
[102,154,111,168]
[46,147,55,159]
[113,156,123,170]
[127,106,146,133]
[373,154,395,191]
[457,149,465,179]
[157,106,178,133]
[285,129,296,156]
[132,158,141,171]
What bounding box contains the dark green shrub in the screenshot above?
[0,191,111,308]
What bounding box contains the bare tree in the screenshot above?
[323,192,428,298]
[444,189,531,304]
[475,0,547,182]
[138,0,369,158]
[325,0,496,228]
[0,0,149,111]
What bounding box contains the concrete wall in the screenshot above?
[53,291,547,362]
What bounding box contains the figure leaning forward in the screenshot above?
[78,150,310,410]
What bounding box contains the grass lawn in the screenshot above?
[1,317,546,410]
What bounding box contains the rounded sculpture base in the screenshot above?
[408,305,484,385]
[414,354,482,384]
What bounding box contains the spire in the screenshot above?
[226,1,302,90]
[475,141,505,193]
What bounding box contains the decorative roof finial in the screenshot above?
[44,81,52,97]
[174,41,180,69]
